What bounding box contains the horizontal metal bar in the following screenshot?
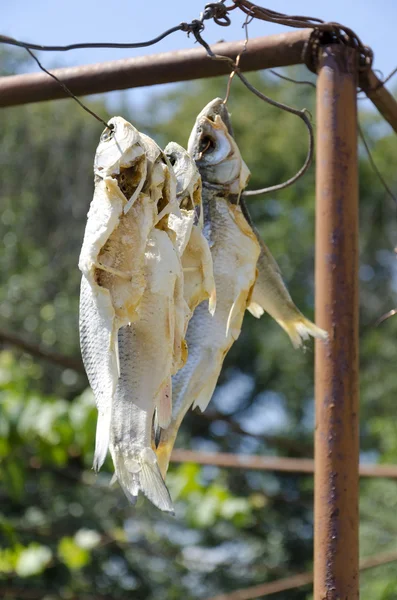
[360,69,397,135]
[170,449,397,478]
[206,551,397,600]
[0,30,311,107]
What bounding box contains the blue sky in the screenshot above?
[3,1,397,109]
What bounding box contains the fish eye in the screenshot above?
[100,123,115,142]
[199,136,215,155]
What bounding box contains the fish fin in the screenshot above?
[190,349,221,413]
[111,447,174,513]
[109,473,118,486]
[139,453,175,514]
[192,376,218,413]
[155,377,172,429]
[93,411,112,471]
[278,315,328,349]
[247,301,265,319]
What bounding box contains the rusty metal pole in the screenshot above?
[0,31,311,107]
[315,45,360,599]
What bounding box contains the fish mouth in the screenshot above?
[187,98,250,195]
[187,99,236,163]
[196,98,234,137]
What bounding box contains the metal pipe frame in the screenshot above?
[1,26,397,600]
[206,551,397,600]
[0,28,396,134]
[170,449,397,479]
[0,30,310,107]
[315,45,360,600]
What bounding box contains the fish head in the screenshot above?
[164,142,202,221]
[187,98,250,198]
[94,116,145,178]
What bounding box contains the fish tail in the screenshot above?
[278,315,328,349]
[93,410,111,471]
[111,446,174,513]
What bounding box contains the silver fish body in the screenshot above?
[109,228,182,513]
[79,118,181,483]
[157,100,260,476]
[184,100,326,348]
[79,117,150,470]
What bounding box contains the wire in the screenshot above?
[269,69,316,89]
[375,308,397,326]
[0,2,230,52]
[25,48,113,131]
[237,73,314,196]
[0,24,187,52]
[357,121,397,208]
[222,15,252,104]
[268,68,397,208]
[382,65,397,87]
[0,2,230,128]
[230,0,373,71]
[191,26,314,196]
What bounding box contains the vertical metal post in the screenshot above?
[315,45,359,599]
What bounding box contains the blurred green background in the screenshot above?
[1,47,397,599]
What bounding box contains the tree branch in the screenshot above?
[0,328,85,373]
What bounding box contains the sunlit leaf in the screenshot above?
[58,537,90,570]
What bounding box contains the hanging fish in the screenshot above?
[79,116,156,471]
[105,133,193,511]
[164,141,216,315]
[139,132,180,224]
[202,101,327,348]
[109,228,184,513]
[156,100,261,477]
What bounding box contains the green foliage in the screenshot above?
[1,57,397,599]
[168,463,254,528]
[0,542,52,577]
[57,537,90,570]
